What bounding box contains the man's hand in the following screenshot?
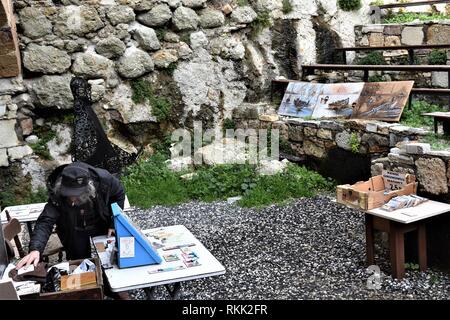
[107,228,115,237]
[16,251,40,270]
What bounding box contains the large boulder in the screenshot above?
[23,44,71,74]
[18,7,52,39]
[0,119,19,148]
[210,36,245,60]
[257,159,289,175]
[31,75,74,109]
[116,47,154,78]
[106,83,157,123]
[72,52,115,79]
[130,24,161,51]
[194,138,248,165]
[95,36,126,59]
[137,4,172,27]
[8,145,33,161]
[199,8,225,28]
[106,5,136,26]
[181,0,206,8]
[172,7,199,31]
[416,157,448,195]
[152,49,178,68]
[54,5,104,37]
[230,6,257,24]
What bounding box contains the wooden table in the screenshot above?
[422,112,450,134]
[366,200,450,279]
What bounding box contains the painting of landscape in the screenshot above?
[278,81,414,122]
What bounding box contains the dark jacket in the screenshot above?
[28,162,125,257]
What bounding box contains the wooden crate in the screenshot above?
[38,258,104,300]
[336,175,418,210]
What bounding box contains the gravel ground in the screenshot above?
[123,195,450,300]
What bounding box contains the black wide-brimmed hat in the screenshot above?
[60,165,90,197]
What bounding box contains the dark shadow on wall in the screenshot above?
[305,148,373,185]
[312,16,344,64]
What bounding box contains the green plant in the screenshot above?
[238,164,334,208]
[368,74,385,82]
[404,262,420,271]
[223,118,236,131]
[179,32,191,45]
[350,132,360,153]
[282,0,293,14]
[370,0,384,6]
[250,11,272,39]
[400,100,445,129]
[383,12,450,24]
[154,29,166,41]
[166,62,178,76]
[428,49,447,65]
[421,133,450,151]
[337,0,362,11]
[279,137,293,154]
[121,153,334,208]
[1,186,48,208]
[29,126,56,160]
[131,79,172,122]
[359,51,386,65]
[236,0,248,6]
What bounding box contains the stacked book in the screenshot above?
[381,195,428,212]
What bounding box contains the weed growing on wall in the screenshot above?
[131,79,172,122]
[250,11,272,39]
[337,0,362,11]
[359,52,386,65]
[428,49,447,65]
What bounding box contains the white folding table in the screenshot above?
[1,203,46,235]
[91,225,226,299]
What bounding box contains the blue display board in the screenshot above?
[111,203,163,268]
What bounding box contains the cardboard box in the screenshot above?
[336,174,417,210]
[38,258,103,300]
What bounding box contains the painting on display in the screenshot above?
[278,82,324,118]
[351,81,414,122]
[278,81,414,122]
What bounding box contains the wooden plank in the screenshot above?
[389,223,405,279]
[336,43,450,52]
[423,112,450,118]
[378,0,450,9]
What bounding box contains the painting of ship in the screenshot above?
[293,98,309,111]
[327,98,350,111]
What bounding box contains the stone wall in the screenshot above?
[232,104,428,183]
[372,144,450,197]
[0,0,374,195]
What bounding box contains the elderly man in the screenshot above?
[16,161,129,299]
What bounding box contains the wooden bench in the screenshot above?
[334,44,450,65]
[301,64,450,82]
[422,112,450,134]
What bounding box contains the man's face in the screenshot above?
[66,196,83,207]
